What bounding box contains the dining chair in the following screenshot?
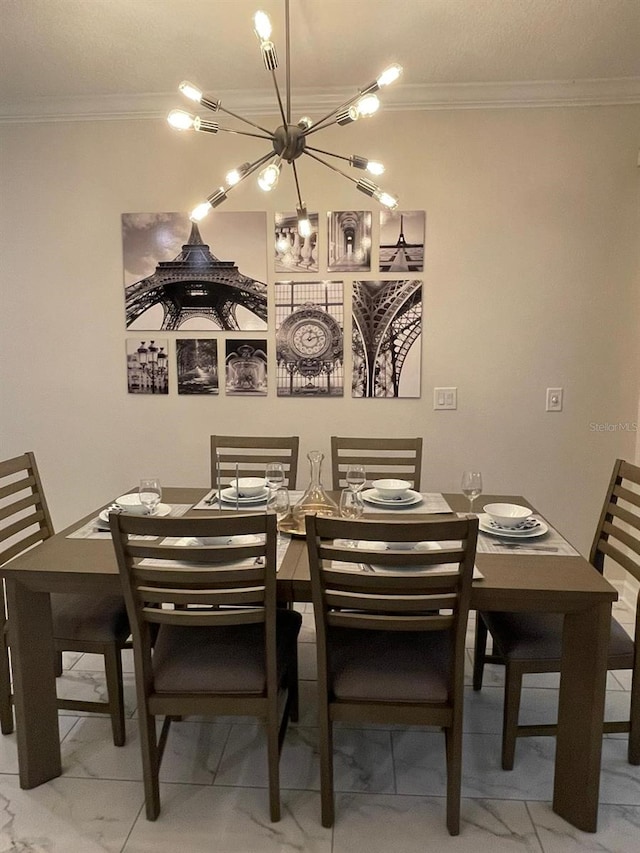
[110,510,301,821]
[0,452,130,745]
[330,436,423,491]
[473,457,639,769]
[305,513,478,834]
[210,435,300,488]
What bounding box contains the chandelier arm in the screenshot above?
[270,69,288,130]
[217,104,273,136]
[302,150,359,187]
[285,0,291,124]
[217,128,275,141]
[304,145,352,164]
[291,161,304,208]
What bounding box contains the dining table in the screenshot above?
[0,487,617,834]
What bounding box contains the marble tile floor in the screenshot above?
[0,603,638,852]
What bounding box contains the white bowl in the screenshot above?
[483,503,532,528]
[114,494,148,515]
[230,477,267,497]
[371,478,412,500]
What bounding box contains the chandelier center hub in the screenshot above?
[273,124,306,162]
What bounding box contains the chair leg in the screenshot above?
[266,701,281,822]
[53,651,63,678]
[473,616,488,691]
[103,645,126,747]
[502,666,523,771]
[0,621,14,735]
[444,723,462,836]
[138,709,161,820]
[288,645,299,723]
[318,706,334,827]
[628,665,639,765]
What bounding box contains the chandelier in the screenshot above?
[167,0,402,237]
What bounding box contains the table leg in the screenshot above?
[6,580,61,788]
[553,600,611,832]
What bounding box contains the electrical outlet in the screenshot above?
[546,387,563,412]
[434,387,457,410]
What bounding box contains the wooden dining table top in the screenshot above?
[2,486,616,613]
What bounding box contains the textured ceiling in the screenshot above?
[1,0,639,120]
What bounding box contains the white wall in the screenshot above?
[1,105,639,553]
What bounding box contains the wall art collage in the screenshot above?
[122,209,425,398]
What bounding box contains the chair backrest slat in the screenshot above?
[210,435,300,488]
[330,436,423,491]
[143,606,266,627]
[327,611,456,631]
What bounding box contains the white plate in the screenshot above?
[220,487,268,504]
[361,488,423,507]
[478,513,549,539]
[99,503,171,524]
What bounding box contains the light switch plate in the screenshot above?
[434,387,457,410]
[546,387,563,412]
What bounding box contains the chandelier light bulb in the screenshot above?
[376,63,403,88]
[296,204,312,238]
[367,160,385,176]
[253,10,272,41]
[190,201,212,221]
[167,109,196,130]
[179,80,203,103]
[355,94,380,117]
[225,162,251,186]
[257,162,281,191]
[297,116,312,130]
[375,190,399,210]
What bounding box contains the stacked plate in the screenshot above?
[478,513,548,539]
[219,486,269,505]
[96,503,171,529]
[361,488,423,508]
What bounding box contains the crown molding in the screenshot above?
[1,78,639,124]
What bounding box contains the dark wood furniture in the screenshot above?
[210,435,300,488]
[111,510,301,821]
[305,513,478,834]
[0,488,617,834]
[473,459,639,768]
[330,436,423,490]
[0,452,130,746]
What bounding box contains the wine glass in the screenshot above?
[265,462,285,502]
[346,464,366,494]
[340,488,364,520]
[268,487,291,538]
[139,478,162,515]
[461,470,483,514]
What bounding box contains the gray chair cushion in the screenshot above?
[482,611,634,663]
[152,608,301,694]
[51,594,130,644]
[328,628,452,703]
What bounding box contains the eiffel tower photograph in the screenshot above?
[379,210,425,273]
[122,212,268,331]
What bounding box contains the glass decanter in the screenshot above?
[292,450,339,528]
